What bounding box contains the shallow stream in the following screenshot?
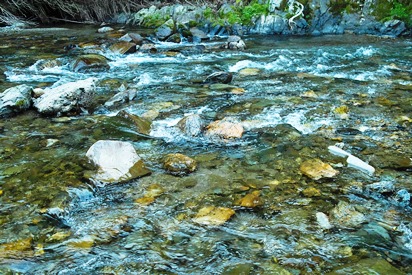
[0,25,412,274]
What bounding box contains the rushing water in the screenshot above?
[1,25,412,274]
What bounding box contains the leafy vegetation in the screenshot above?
[203,0,269,26]
[374,0,412,25]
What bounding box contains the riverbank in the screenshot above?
[1,1,411,37]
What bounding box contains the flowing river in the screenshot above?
[0,25,412,274]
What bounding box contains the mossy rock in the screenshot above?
[71,54,109,72]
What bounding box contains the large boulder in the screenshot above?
[33,78,96,115]
[86,140,151,184]
[71,54,109,72]
[0,84,32,117]
[177,114,204,137]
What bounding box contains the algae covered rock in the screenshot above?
[300,158,339,180]
[0,84,32,117]
[109,41,137,54]
[326,258,405,275]
[193,206,235,226]
[163,153,197,176]
[86,140,151,184]
[330,201,366,228]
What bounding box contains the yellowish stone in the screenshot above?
[193,206,235,226]
[236,191,262,208]
[67,236,94,249]
[239,68,260,76]
[300,159,339,180]
[302,187,321,197]
[301,90,318,98]
[135,196,155,206]
[47,231,72,242]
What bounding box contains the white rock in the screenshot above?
[0,84,32,116]
[328,145,351,158]
[347,155,375,176]
[328,145,375,176]
[86,140,150,183]
[34,78,96,115]
[316,212,332,230]
[98,26,114,33]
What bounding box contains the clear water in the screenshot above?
[0,25,412,274]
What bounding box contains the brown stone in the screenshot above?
[109,41,137,54]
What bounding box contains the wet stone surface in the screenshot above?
[0,26,411,274]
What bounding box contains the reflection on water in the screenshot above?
[0,25,412,274]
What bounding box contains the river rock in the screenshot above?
[163,153,197,176]
[316,212,332,230]
[86,140,151,183]
[97,26,114,33]
[140,43,157,53]
[0,84,32,117]
[71,54,109,72]
[326,258,405,275]
[156,24,173,41]
[380,19,406,37]
[226,35,246,50]
[104,88,137,109]
[236,190,262,208]
[109,41,137,54]
[189,27,209,42]
[205,118,244,139]
[128,33,144,45]
[330,201,366,228]
[116,110,151,135]
[192,206,235,226]
[370,151,412,170]
[33,78,96,115]
[177,114,204,137]
[300,159,339,180]
[204,71,233,84]
[239,68,260,76]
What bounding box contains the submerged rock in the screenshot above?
[177,114,204,137]
[300,159,339,180]
[192,206,235,226]
[109,41,137,54]
[204,71,233,84]
[316,212,333,230]
[330,201,366,228]
[116,110,152,135]
[71,54,109,72]
[0,84,32,117]
[326,258,405,275]
[86,140,151,183]
[236,190,262,208]
[205,118,244,139]
[34,78,96,115]
[370,151,412,170]
[163,153,197,176]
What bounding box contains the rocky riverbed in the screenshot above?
[0,25,412,274]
